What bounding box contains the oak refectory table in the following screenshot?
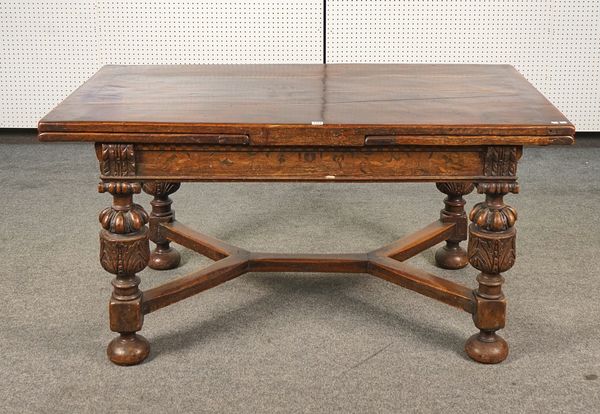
[38,64,575,366]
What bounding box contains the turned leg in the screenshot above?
[142,182,181,270]
[99,182,151,365]
[465,182,518,364]
[435,182,475,269]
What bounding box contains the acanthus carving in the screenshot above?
[470,202,517,232]
[142,182,181,198]
[99,203,148,234]
[468,227,516,275]
[484,146,518,177]
[435,182,475,196]
[101,144,136,177]
[100,229,150,278]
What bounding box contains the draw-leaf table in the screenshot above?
[39,64,574,365]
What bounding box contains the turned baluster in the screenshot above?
[435,182,475,269]
[99,181,151,365]
[142,182,181,270]
[465,182,518,364]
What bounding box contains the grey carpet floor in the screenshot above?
[1,132,599,413]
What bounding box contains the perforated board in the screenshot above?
[1,1,598,130]
[96,1,323,64]
[326,0,600,130]
[1,1,97,129]
[546,1,600,131]
[1,0,323,128]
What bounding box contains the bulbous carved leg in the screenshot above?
[142,182,181,270]
[99,182,150,366]
[465,182,518,364]
[435,182,475,269]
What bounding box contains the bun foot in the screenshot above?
[435,242,469,270]
[465,331,508,364]
[107,333,150,366]
[148,245,181,270]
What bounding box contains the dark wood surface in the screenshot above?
[37,64,572,366]
[39,64,574,145]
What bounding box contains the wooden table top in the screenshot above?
[39,64,574,145]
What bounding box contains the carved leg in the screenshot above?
[435,182,475,269]
[99,182,151,365]
[142,182,181,270]
[465,182,518,364]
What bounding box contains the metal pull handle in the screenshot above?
[364,136,398,146]
[216,135,250,145]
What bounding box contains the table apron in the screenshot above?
[96,143,521,182]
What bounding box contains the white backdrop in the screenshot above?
[1,0,598,130]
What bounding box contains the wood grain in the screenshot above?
[372,221,456,261]
[142,255,250,314]
[369,256,474,312]
[38,64,574,145]
[161,221,243,261]
[248,253,368,273]
[134,146,485,181]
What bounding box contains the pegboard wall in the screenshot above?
[96,1,323,64]
[0,0,324,128]
[1,0,598,129]
[326,0,600,131]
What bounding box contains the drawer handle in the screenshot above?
[364,136,397,146]
[216,135,249,145]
